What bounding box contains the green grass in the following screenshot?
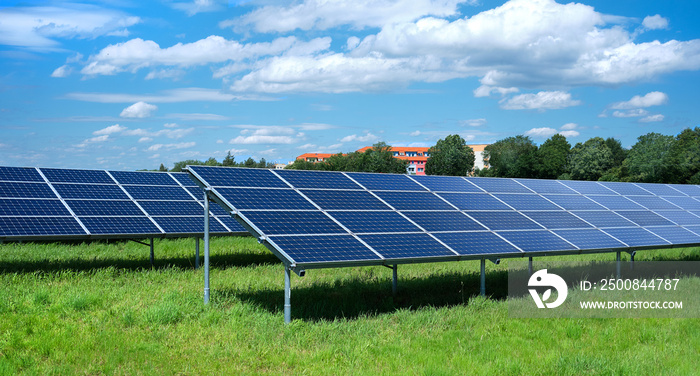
[0,237,698,375]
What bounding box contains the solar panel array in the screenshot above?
[0,166,245,241]
[187,166,700,269]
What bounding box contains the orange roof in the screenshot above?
[395,156,428,162]
[470,144,489,152]
[296,153,336,160]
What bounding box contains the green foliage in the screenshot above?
[286,142,408,174]
[483,135,538,178]
[222,151,236,167]
[425,134,475,176]
[623,133,675,183]
[170,159,207,172]
[158,163,168,172]
[568,137,614,181]
[536,134,570,179]
[604,137,628,167]
[666,127,700,183]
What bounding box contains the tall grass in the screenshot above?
[0,237,698,375]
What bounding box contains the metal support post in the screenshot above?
[392,265,398,296]
[149,238,154,267]
[284,265,291,324]
[204,191,210,304]
[528,257,533,276]
[480,259,486,297]
[195,237,200,269]
[616,251,621,279]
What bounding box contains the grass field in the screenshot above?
[1,236,699,375]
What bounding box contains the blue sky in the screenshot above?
[2,0,700,170]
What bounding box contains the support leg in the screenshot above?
[284,266,291,324]
[480,259,486,297]
[149,238,154,267]
[392,265,398,296]
[204,192,210,304]
[195,237,200,270]
[616,251,621,279]
[528,257,533,276]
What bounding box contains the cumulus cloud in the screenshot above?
[460,118,487,127]
[93,124,127,135]
[51,65,70,78]
[0,4,140,50]
[171,0,222,16]
[147,142,196,151]
[229,126,304,144]
[640,114,665,122]
[224,0,472,33]
[473,85,519,97]
[500,91,582,110]
[120,101,158,118]
[610,91,669,109]
[524,123,580,138]
[612,109,649,118]
[340,132,380,143]
[559,130,580,137]
[64,87,262,103]
[642,15,669,30]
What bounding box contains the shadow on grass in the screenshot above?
[222,269,511,322]
[0,252,280,274]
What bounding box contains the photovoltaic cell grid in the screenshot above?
[187,166,700,268]
[0,166,245,240]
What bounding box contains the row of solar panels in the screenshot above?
[187,166,700,268]
[0,166,246,240]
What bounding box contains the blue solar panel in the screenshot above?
[123,186,193,200]
[67,200,144,216]
[137,200,206,216]
[109,171,178,186]
[598,181,654,196]
[275,170,362,190]
[493,194,562,211]
[615,211,676,226]
[0,217,86,237]
[465,211,542,230]
[347,172,426,191]
[53,184,129,200]
[497,230,576,252]
[438,192,512,211]
[409,175,481,192]
[570,211,637,228]
[601,228,669,247]
[359,233,455,259]
[185,186,205,199]
[645,226,700,245]
[170,172,198,187]
[515,179,578,194]
[655,211,700,226]
[269,235,381,263]
[328,211,421,233]
[401,211,486,232]
[373,191,455,211]
[240,211,346,235]
[0,182,58,199]
[662,196,700,210]
[433,231,522,255]
[560,180,616,195]
[542,195,606,210]
[190,166,288,188]
[0,167,43,182]
[554,229,627,249]
[667,184,700,197]
[80,217,162,234]
[467,177,532,193]
[302,190,390,210]
[215,216,247,232]
[0,199,70,216]
[626,196,680,210]
[523,211,593,230]
[587,195,645,210]
[217,188,316,210]
[42,168,114,184]
[152,216,229,233]
[635,183,686,197]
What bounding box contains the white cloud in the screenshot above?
[64,87,269,103]
[167,113,230,121]
[74,134,110,148]
[299,123,335,130]
[171,0,222,16]
[611,91,669,109]
[410,131,422,136]
[473,85,519,97]
[216,140,224,144]
[500,91,582,110]
[559,130,580,137]
[461,118,487,127]
[227,148,249,155]
[147,142,196,151]
[164,123,178,128]
[224,0,472,33]
[120,101,158,118]
[524,127,558,138]
[229,127,304,144]
[613,109,649,118]
[138,137,153,143]
[642,15,669,30]
[560,123,578,130]
[93,124,126,135]
[340,132,380,143]
[640,114,665,122]
[51,65,70,78]
[0,5,140,50]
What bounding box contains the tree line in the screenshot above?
[156,151,276,172]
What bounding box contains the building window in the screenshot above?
[418,168,423,172]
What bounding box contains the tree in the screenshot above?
[222,151,236,167]
[158,163,168,172]
[483,135,538,178]
[623,132,675,183]
[666,127,700,184]
[171,159,205,172]
[425,134,475,176]
[242,157,256,168]
[285,159,317,170]
[604,138,628,167]
[568,137,613,181]
[536,134,570,179]
[204,157,220,166]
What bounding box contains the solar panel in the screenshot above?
[515,179,578,194]
[137,200,205,216]
[53,184,129,200]
[80,217,162,235]
[522,211,593,230]
[465,211,542,231]
[626,196,681,210]
[587,195,645,210]
[655,211,700,226]
[570,211,637,228]
[437,193,512,211]
[615,211,676,226]
[348,172,426,191]
[492,194,562,211]
[635,183,686,197]
[328,211,421,233]
[170,172,198,187]
[433,232,522,255]
[662,196,700,210]
[373,191,455,211]
[553,229,627,249]
[68,200,144,216]
[401,211,486,232]
[275,170,362,190]
[240,211,346,235]
[0,182,58,199]
[542,194,606,210]
[667,184,700,197]
[359,233,456,259]
[560,180,615,195]
[302,190,390,210]
[152,216,229,234]
[123,185,193,200]
[191,167,288,188]
[601,228,669,247]
[409,175,481,192]
[497,230,576,252]
[0,199,70,216]
[467,177,532,193]
[269,235,381,263]
[645,226,700,244]
[42,168,114,184]
[217,188,316,210]
[0,217,86,236]
[0,166,44,182]
[598,181,654,196]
